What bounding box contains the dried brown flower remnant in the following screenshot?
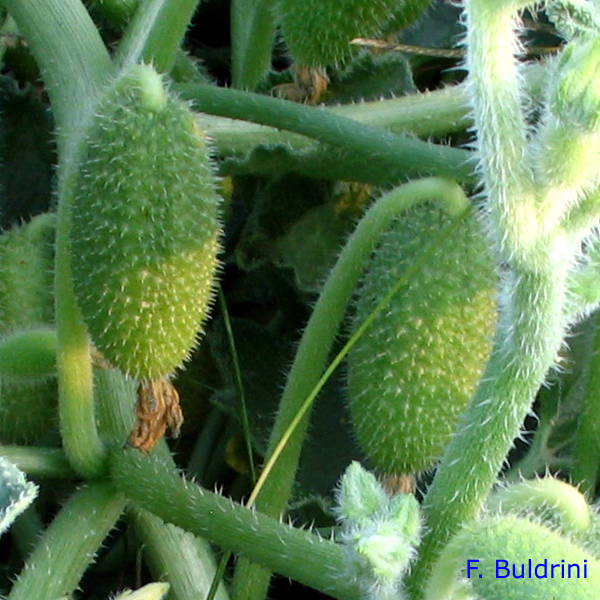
[128,379,183,452]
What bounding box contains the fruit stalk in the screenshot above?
[231,178,469,600]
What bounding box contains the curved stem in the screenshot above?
[116,0,202,74]
[201,84,471,157]
[232,178,468,600]
[174,83,475,184]
[201,60,547,160]
[7,482,125,600]
[3,0,113,477]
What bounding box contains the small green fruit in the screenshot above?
[461,516,600,600]
[0,214,58,444]
[346,203,497,474]
[70,64,221,381]
[278,0,407,67]
[0,212,55,329]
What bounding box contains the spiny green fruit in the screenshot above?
[455,516,600,600]
[346,203,497,475]
[278,0,406,67]
[380,0,433,37]
[0,213,57,444]
[70,64,221,381]
[0,212,56,329]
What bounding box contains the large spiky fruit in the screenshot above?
[70,64,221,381]
[278,0,406,67]
[346,203,497,474]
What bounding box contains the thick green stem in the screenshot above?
[7,481,125,600]
[129,507,230,600]
[3,0,113,477]
[408,237,574,597]
[572,314,600,497]
[200,84,471,158]
[93,367,233,600]
[0,446,75,479]
[464,0,538,265]
[175,84,474,184]
[231,0,277,89]
[116,0,202,74]
[200,60,547,161]
[109,449,362,600]
[233,178,468,600]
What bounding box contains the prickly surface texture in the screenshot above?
[463,516,600,599]
[70,65,221,381]
[0,214,57,444]
[278,0,405,67]
[346,203,497,474]
[0,213,55,330]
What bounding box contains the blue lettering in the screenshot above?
[496,560,509,578]
[467,560,479,579]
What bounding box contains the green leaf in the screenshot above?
[0,456,37,535]
[275,201,356,293]
[327,52,415,104]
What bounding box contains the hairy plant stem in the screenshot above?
[405,2,583,594]
[175,83,475,184]
[232,178,469,600]
[0,446,75,479]
[408,239,574,596]
[110,449,363,600]
[129,507,231,600]
[199,85,471,156]
[94,368,232,600]
[572,314,600,496]
[7,482,125,600]
[116,0,202,73]
[231,0,277,89]
[190,60,546,163]
[2,0,113,477]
